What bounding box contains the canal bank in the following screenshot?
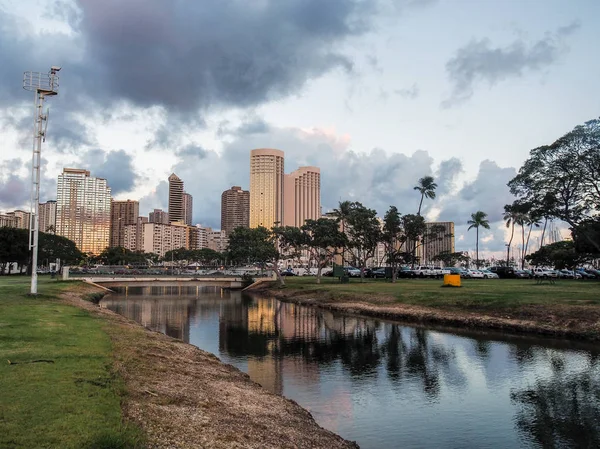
[262,279,600,341]
[65,283,358,449]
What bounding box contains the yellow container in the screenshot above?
[443,274,461,287]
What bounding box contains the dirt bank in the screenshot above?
[265,287,600,342]
[63,284,358,449]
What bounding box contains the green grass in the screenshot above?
[0,277,143,449]
[282,276,600,311]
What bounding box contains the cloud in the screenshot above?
[139,122,461,228]
[437,160,516,227]
[395,83,419,99]
[79,149,139,195]
[442,22,580,107]
[68,0,377,114]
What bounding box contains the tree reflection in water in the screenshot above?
[510,349,600,448]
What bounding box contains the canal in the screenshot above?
[101,286,600,448]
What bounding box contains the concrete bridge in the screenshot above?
[81,275,275,291]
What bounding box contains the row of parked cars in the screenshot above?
[319,265,600,280]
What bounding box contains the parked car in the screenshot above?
[280,270,296,276]
[346,267,361,277]
[362,268,373,278]
[467,269,484,279]
[532,267,558,278]
[584,268,600,279]
[488,266,517,279]
[514,269,531,279]
[370,268,387,278]
[558,269,575,279]
[575,268,595,279]
[412,266,433,277]
[480,269,499,279]
[398,267,415,278]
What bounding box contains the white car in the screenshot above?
[467,269,484,279]
[480,269,499,279]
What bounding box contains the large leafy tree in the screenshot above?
[300,218,347,284]
[432,251,469,267]
[414,176,437,216]
[38,232,83,267]
[525,241,589,270]
[467,211,490,268]
[508,118,600,252]
[98,246,148,266]
[402,213,426,267]
[0,227,29,274]
[332,200,353,265]
[382,206,404,282]
[227,226,281,284]
[341,201,382,280]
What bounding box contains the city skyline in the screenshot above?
[1,1,597,258]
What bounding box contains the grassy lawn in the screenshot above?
[0,277,142,449]
[281,276,600,311]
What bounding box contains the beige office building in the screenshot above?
[56,168,111,255]
[110,200,139,248]
[207,229,229,253]
[168,173,184,223]
[221,186,250,235]
[283,167,320,227]
[421,221,455,264]
[141,222,188,258]
[149,208,170,224]
[249,149,284,228]
[0,213,19,228]
[123,216,148,252]
[6,210,31,230]
[39,200,57,234]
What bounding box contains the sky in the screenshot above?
[0,0,599,259]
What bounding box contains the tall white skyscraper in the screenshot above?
[56,168,112,255]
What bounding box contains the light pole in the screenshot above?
[23,66,60,295]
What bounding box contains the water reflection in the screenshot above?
[102,288,600,449]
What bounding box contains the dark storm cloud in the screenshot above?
[79,149,139,195]
[177,145,208,160]
[71,0,375,113]
[442,22,580,107]
[0,159,29,208]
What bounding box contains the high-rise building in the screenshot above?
[149,208,170,224]
[0,213,19,228]
[249,148,284,228]
[56,168,111,255]
[183,192,193,225]
[421,221,455,265]
[123,216,148,252]
[207,229,229,253]
[221,186,250,235]
[192,225,209,249]
[168,173,184,223]
[110,200,139,248]
[39,200,57,234]
[283,167,321,227]
[6,210,31,230]
[141,222,187,258]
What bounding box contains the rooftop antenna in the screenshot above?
[23,66,60,295]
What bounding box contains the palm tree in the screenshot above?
[332,201,353,266]
[503,204,517,266]
[414,176,437,216]
[467,211,490,268]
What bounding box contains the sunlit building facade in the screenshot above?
[421,221,455,265]
[249,149,284,228]
[183,192,193,226]
[283,166,320,227]
[56,168,111,255]
[39,200,57,234]
[110,199,139,248]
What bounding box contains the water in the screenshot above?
[101,285,600,449]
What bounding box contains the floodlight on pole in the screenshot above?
[23,67,60,295]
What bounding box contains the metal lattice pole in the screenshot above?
[23,67,60,295]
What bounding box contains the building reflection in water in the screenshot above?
[102,289,600,448]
